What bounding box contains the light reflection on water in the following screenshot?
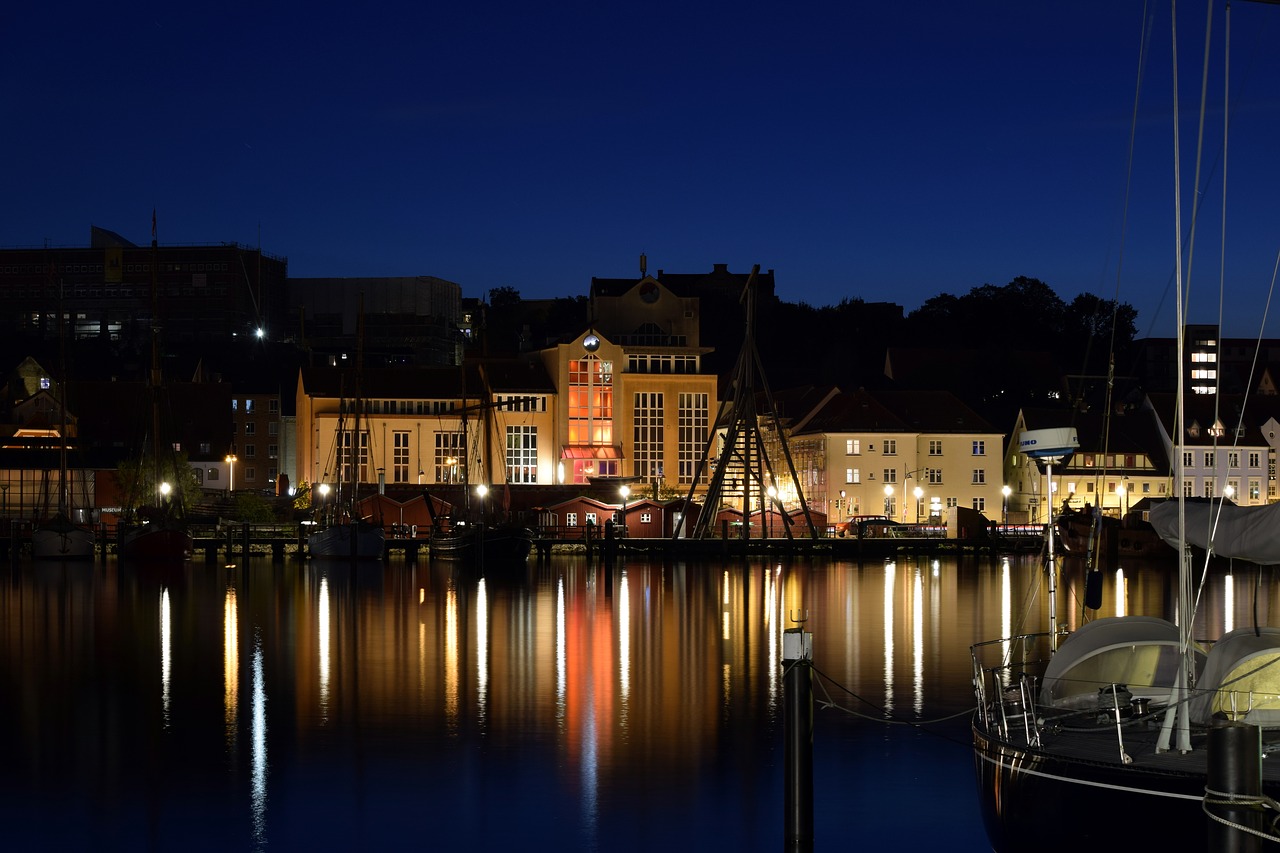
[1,551,1267,851]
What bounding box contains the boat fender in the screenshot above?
[1084,570,1103,610]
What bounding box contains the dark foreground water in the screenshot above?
[3,548,1237,852]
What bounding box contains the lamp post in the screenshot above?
[913,486,923,524]
[1001,484,1011,526]
[476,483,488,523]
[1118,479,1128,517]
[619,484,630,535]
[159,481,171,508]
[225,453,237,495]
[883,484,893,519]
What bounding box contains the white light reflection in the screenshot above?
[618,570,630,722]
[883,560,896,715]
[1224,573,1235,634]
[161,587,172,728]
[476,579,489,722]
[722,570,731,640]
[445,582,459,732]
[224,586,239,744]
[766,567,780,702]
[318,575,330,723]
[1114,568,1127,618]
[1000,558,1012,671]
[250,632,268,849]
[556,575,567,728]
[912,567,924,716]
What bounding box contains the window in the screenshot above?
[435,431,465,483]
[1229,451,1240,469]
[245,400,255,414]
[208,468,220,481]
[1250,452,1261,468]
[1183,451,1194,468]
[883,440,897,455]
[585,512,598,526]
[1203,452,1214,468]
[568,354,613,448]
[847,468,860,484]
[244,445,256,458]
[640,512,651,524]
[506,425,538,484]
[393,431,410,483]
[847,439,860,455]
[566,512,578,527]
[245,467,256,482]
[678,393,708,485]
[883,469,897,484]
[268,444,278,459]
[245,422,256,436]
[972,469,986,484]
[269,399,280,414]
[633,392,663,482]
[972,497,986,512]
[928,440,942,456]
[972,440,986,456]
[927,469,942,485]
[1251,479,1262,500]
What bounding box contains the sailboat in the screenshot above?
[118,217,192,562]
[425,364,533,570]
[307,298,385,561]
[971,4,1280,849]
[31,276,95,560]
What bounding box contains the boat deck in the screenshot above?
[1012,702,1280,783]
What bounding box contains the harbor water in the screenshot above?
[2,548,1257,851]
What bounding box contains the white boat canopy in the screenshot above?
[1149,500,1280,565]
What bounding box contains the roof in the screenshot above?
[792,387,997,435]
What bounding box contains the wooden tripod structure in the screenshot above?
[673,265,818,541]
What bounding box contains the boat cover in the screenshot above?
[1190,626,1280,725]
[1039,616,1194,706]
[1149,499,1280,565]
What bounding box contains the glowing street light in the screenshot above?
[883,484,894,519]
[766,484,778,537]
[225,453,237,494]
[913,486,923,524]
[1002,484,1011,526]
[619,484,630,534]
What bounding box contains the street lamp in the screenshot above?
[1001,484,1011,526]
[913,486,923,524]
[619,484,630,534]
[883,484,894,518]
[1117,479,1129,517]
[225,453,237,494]
[159,481,171,507]
[476,483,488,522]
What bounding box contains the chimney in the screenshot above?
[640,253,647,277]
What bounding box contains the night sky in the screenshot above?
[7,1,1280,336]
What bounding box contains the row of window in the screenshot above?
[1181,450,1265,469]
[845,439,987,456]
[845,467,989,485]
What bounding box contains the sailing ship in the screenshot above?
[425,365,534,570]
[972,4,1280,849]
[31,277,95,560]
[1054,504,1169,560]
[118,217,192,562]
[307,299,384,560]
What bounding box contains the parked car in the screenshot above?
[834,514,902,538]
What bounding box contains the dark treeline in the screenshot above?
[474,274,1139,431]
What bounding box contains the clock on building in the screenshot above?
[639,281,660,303]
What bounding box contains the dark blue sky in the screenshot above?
[7,2,1280,337]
